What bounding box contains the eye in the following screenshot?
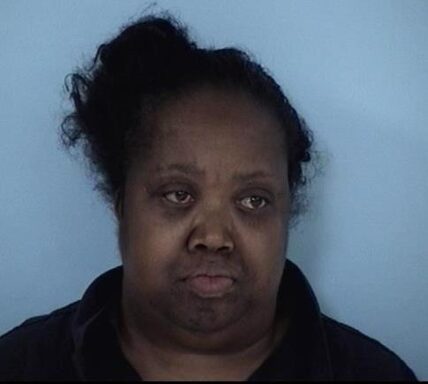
[239,196,269,210]
[163,190,193,205]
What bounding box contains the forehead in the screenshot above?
[157,87,282,141]
[136,87,287,180]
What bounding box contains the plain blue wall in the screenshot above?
[1,0,427,378]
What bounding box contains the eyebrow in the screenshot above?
[232,170,276,183]
[155,163,275,182]
[155,163,204,177]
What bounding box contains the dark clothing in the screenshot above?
[0,260,417,381]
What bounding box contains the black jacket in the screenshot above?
[0,260,417,381]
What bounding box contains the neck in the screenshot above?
[117,299,287,380]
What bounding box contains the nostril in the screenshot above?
[190,242,233,254]
[188,228,234,254]
[218,245,232,254]
[195,244,208,252]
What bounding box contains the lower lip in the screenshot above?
[186,276,234,298]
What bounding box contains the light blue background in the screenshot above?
[1,0,427,379]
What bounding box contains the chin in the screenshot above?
[165,290,250,334]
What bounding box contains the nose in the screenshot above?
[187,210,234,255]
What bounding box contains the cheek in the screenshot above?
[119,202,186,277]
[238,215,288,290]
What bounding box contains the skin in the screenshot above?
[115,87,291,380]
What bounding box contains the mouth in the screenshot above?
[184,274,236,299]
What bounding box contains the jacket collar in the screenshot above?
[249,260,334,380]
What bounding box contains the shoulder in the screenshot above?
[0,301,79,380]
[322,315,417,381]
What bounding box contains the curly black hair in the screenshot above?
[60,14,315,223]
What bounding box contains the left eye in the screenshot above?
[163,191,193,205]
[239,196,268,210]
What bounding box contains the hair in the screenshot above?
[60,14,315,224]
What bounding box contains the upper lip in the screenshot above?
[183,269,237,281]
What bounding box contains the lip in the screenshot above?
[185,274,235,298]
[189,271,235,279]
[180,267,237,281]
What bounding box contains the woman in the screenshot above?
[0,14,417,380]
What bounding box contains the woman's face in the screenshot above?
[118,87,290,335]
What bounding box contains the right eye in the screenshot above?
[163,190,194,205]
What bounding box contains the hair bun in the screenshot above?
[97,16,196,78]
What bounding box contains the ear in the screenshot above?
[114,188,124,221]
